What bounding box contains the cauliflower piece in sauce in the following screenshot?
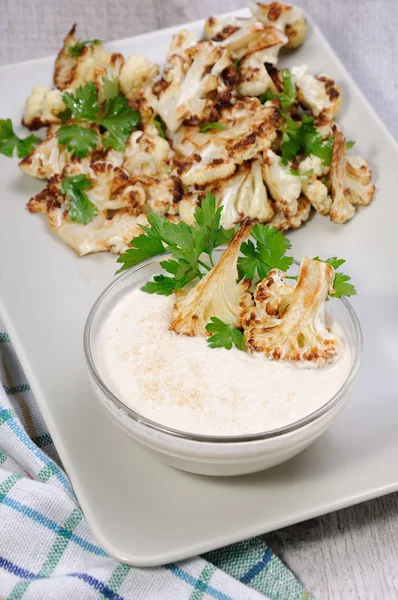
[244,257,341,363]
[171,221,254,337]
[242,269,294,330]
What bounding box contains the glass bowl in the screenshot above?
[84,250,362,476]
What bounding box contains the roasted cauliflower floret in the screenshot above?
[346,155,375,205]
[236,158,275,223]
[178,168,248,229]
[298,154,330,178]
[107,130,173,177]
[171,221,254,336]
[206,17,288,96]
[54,25,124,99]
[178,159,274,229]
[329,128,375,223]
[27,170,148,256]
[242,269,294,329]
[29,160,146,214]
[178,191,199,226]
[244,257,341,362]
[268,196,311,230]
[22,85,66,130]
[130,174,183,216]
[19,125,72,179]
[154,41,234,133]
[175,98,281,186]
[32,204,146,256]
[213,20,286,63]
[119,54,159,100]
[249,1,307,48]
[77,161,147,212]
[18,124,104,180]
[178,139,236,187]
[301,176,331,215]
[297,155,331,215]
[291,65,342,120]
[167,29,198,60]
[262,149,301,217]
[236,26,288,96]
[204,15,248,41]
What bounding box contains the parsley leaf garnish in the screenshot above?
[238,225,293,281]
[0,118,39,159]
[199,122,226,133]
[99,96,141,151]
[61,174,98,225]
[259,69,296,111]
[332,272,357,298]
[345,140,355,150]
[206,317,245,351]
[194,192,232,266]
[116,193,233,294]
[62,83,100,121]
[141,274,181,296]
[68,39,101,57]
[280,113,334,166]
[154,115,166,139]
[314,257,357,298]
[58,125,99,158]
[57,108,72,123]
[57,82,141,157]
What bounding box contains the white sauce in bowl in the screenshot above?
[95,288,352,436]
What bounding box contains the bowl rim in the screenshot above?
[83,252,363,444]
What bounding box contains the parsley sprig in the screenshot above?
[314,257,357,298]
[205,317,245,351]
[259,69,296,111]
[57,81,140,158]
[116,193,234,294]
[281,113,334,166]
[237,225,293,281]
[60,174,98,225]
[0,119,39,159]
[117,205,356,351]
[68,39,101,57]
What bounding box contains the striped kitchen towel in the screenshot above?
[0,318,310,600]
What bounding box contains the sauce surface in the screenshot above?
[95,288,352,436]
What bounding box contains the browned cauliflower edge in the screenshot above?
[243,257,341,362]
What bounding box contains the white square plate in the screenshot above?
[0,9,397,567]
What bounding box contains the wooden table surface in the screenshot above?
[1,0,397,597]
